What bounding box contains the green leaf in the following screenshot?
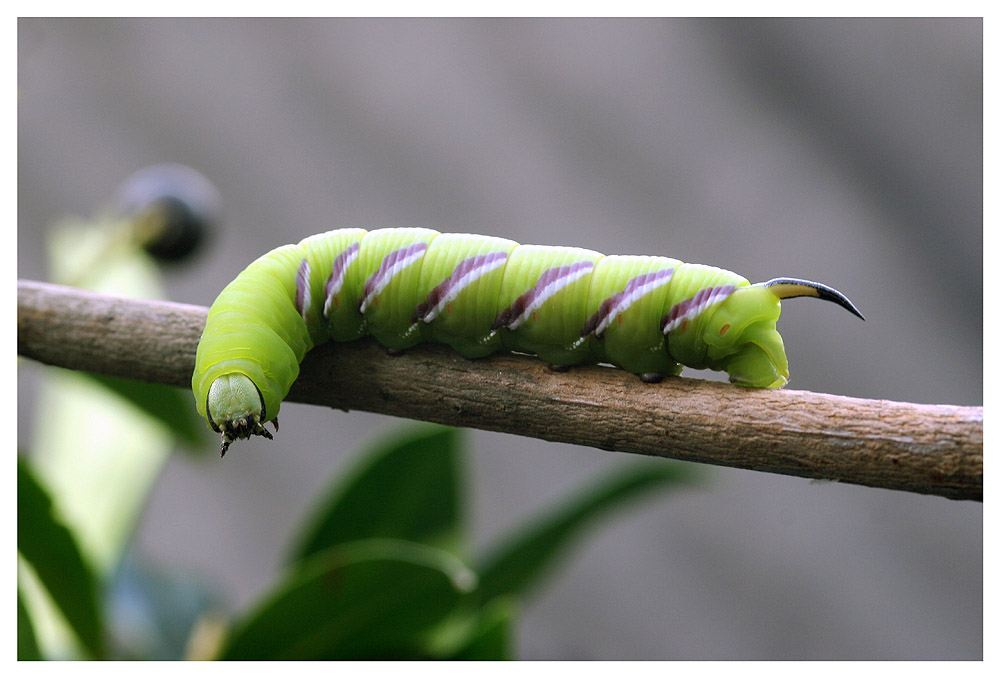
[476,462,697,604]
[17,459,106,659]
[31,371,174,576]
[83,373,208,451]
[419,594,518,660]
[288,426,463,563]
[220,539,477,660]
[18,589,42,661]
[446,597,517,660]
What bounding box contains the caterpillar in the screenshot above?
[192,228,863,456]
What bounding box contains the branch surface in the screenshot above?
[17,279,983,501]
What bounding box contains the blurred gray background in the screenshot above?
[18,18,982,659]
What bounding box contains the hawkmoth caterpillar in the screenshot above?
[193,228,863,455]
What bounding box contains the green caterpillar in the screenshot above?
[193,228,863,455]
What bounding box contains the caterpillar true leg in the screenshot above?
[207,373,273,457]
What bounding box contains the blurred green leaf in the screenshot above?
[288,426,463,563]
[31,371,174,577]
[445,597,517,660]
[34,210,194,582]
[220,539,477,660]
[84,373,208,451]
[18,589,42,661]
[419,594,517,660]
[17,459,106,659]
[476,462,697,604]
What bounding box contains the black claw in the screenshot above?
[547,363,571,372]
[217,414,278,457]
[639,372,664,384]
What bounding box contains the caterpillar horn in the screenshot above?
[763,278,865,321]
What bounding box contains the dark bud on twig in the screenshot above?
[115,164,222,263]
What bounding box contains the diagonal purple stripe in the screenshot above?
[532,260,593,291]
[582,268,674,338]
[494,261,594,329]
[325,241,360,298]
[416,251,509,321]
[620,269,673,297]
[661,284,737,332]
[363,242,428,301]
[294,258,311,319]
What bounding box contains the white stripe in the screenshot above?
[297,259,312,321]
[506,266,593,331]
[359,249,425,314]
[421,256,508,323]
[660,288,731,334]
[323,246,360,317]
[593,273,673,336]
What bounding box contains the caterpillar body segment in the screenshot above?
[586,256,691,377]
[299,228,368,343]
[353,227,436,350]
[494,245,603,367]
[195,243,313,431]
[193,228,863,455]
[415,233,519,358]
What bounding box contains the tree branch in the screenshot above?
[17,279,982,501]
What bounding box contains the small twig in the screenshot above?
[17,279,983,501]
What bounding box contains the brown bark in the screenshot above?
[18,279,982,501]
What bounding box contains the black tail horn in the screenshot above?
[763,278,865,320]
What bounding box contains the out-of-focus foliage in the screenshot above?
[18,460,106,659]
[20,423,695,660]
[474,463,694,604]
[220,539,477,660]
[18,590,42,661]
[84,374,207,450]
[213,426,695,660]
[20,165,219,659]
[288,428,464,560]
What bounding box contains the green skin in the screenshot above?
[193,228,852,454]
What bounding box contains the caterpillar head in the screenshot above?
[696,278,864,388]
[206,374,277,457]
